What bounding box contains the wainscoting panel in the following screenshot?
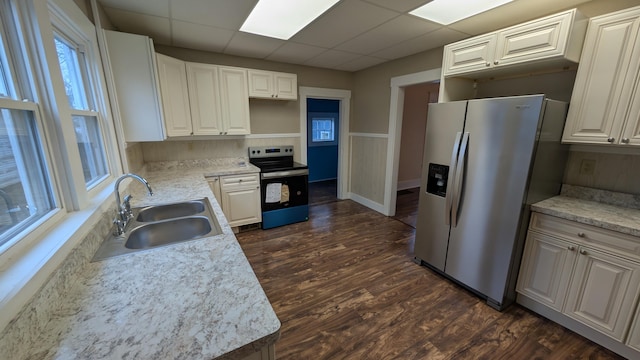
[349,134,388,205]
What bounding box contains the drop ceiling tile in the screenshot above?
[290,0,398,49]
[362,0,431,13]
[99,0,170,17]
[171,20,235,53]
[224,32,285,59]
[372,28,469,60]
[266,42,328,64]
[304,49,361,69]
[334,55,387,72]
[170,0,257,30]
[335,14,440,55]
[448,0,591,35]
[103,7,171,45]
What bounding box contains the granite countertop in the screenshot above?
[12,161,279,359]
[531,185,640,238]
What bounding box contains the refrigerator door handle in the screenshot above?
[451,132,469,227]
[444,131,463,225]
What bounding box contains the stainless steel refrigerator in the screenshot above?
[414,94,568,311]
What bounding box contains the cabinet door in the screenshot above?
[517,231,577,311]
[186,62,223,135]
[564,247,640,341]
[156,54,192,137]
[620,70,640,146]
[627,302,640,351]
[219,67,251,135]
[442,34,496,76]
[495,10,573,67]
[221,186,261,227]
[248,70,274,98]
[562,9,640,145]
[104,30,165,141]
[274,72,297,100]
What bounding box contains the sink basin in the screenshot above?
[92,198,222,261]
[135,200,206,222]
[125,216,212,249]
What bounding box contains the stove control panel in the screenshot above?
[249,146,294,158]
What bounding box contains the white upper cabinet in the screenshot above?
[562,6,640,146]
[219,66,251,135]
[248,69,297,100]
[156,54,192,137]
[443,9,586,77]
[104,30,166,142]
[157,61,251,137]
[186,62,223,136]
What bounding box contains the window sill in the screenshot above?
[0,183,115,333]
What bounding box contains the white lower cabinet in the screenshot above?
[208,173,261,227]
[517,212,640,355]
[564,247,640,340]
[517,232,576,311]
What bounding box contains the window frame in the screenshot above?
[47,0,122,201]
[308,111,338,147]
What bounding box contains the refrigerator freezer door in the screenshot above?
[445,95,545,305]
[414,101,466,271]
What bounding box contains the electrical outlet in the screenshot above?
[579,159,596,175]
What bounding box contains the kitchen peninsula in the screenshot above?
[0,160,279,360]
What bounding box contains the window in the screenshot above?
[308,111,338,147]
[53,34,108,188]
[0,2,56,248]
[312,118,335,142]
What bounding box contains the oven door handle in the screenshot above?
[261,169,309,179]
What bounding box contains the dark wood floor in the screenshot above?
[236,187,624,359]
[392,187,420,228]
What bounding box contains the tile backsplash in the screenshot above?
[564,150,640,195]
[140,137,302,163]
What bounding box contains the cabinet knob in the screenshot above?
[219,131,223,135]
[622,138,630,144]
[493,60,499,65]
[567,246,576,251]
[577,232,585,238]
[239,179,243,182]
[486,62,490,67]
[607,137,615,143]
[579,249,588,255]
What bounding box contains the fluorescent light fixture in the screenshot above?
[410,0,514,25]
[240,0,340,40]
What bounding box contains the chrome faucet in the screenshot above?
[113,173,153,235]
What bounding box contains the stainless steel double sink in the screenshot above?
[92,198,222,261]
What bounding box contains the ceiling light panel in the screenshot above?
[410,0,514,25]
[240,0,340,40]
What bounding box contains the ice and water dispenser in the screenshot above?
[426,163,449,197]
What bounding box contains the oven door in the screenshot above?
[260,169,308,212]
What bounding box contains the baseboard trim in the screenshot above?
[348,192,386,214]
[397,179,420,191]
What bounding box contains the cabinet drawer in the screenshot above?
[530,213,640,260]
[220,174,259,189]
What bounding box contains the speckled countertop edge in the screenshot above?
[531,195,640,238]
[5,162,279,360]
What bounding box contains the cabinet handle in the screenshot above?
[567,246,576,251]
[607,137,615,143]
[577,232,585,238]
[493,60,499,65]
[579,249,588,255]
[622,138,630,144]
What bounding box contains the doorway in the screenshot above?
[307,98,339,205]
[392,83,439,228]
[298,87,351,203]
[383,68,441,216]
